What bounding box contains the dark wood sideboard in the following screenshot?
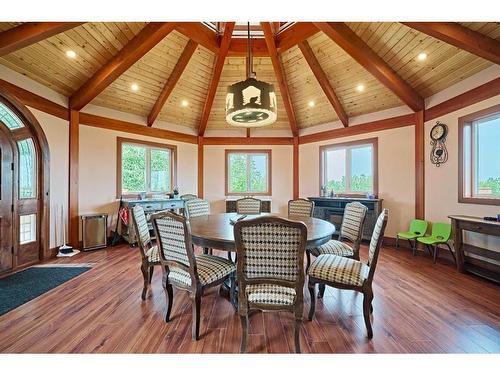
[308,197,383,241]
[225,198,272,213]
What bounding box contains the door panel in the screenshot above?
[0,125,14,272]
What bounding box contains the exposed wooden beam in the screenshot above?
[68,109,79,249]
[204,136,294,145]
[246,128,250,138]
[276,22,319,53]
[228,38,268,57]
[314,22,424,112]
[147,40,198,126]
[175,23,219,53]
[298,40,349,127]
[198,22,235,136]
[198,136,204,198]
[415,110,425,219]
[299,114,415,144]
[261,22,299,136]
[403,22,500,65]
[293,136,299,199]
[0,22,83,57]
[70,22,177,111]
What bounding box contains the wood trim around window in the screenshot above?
[225,149,272,196]
[319,138,379,198]
[458,104,500,206]
[116,137,177,199]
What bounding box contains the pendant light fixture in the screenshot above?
[225,23,277,127]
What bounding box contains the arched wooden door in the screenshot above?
[0,89,50,274]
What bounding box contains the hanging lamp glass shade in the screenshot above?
[225,77,277,127]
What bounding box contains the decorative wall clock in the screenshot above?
[430,122,448,167]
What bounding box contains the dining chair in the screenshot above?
[236,197,262,214]
[130,205,161,300]
[288,198,315,217]
[234,216,307,353]
[184,198,210,218]
[180,193,197,201]
[307,209,388,339]
[151,211,236,340]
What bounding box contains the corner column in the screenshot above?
[68,109,79,248]
[198,136,204,199]
[293,136,299,199]
[415,110,425,219]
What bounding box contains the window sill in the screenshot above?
[459,196,500,206]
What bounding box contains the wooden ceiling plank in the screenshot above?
[0,22,83,57]
[69,22,178,110]
[402,22,500,65]
[198,22,235,136]
[147,39,198,126]
[276,22,320,52]
[314,22,424,112]
[298,40,349,127]
[261,22,299,136]
[175,23,219,53]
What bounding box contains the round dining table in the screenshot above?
[189,212,335,252]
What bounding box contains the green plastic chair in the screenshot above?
[416,222,455,264]
[396,219,428,256]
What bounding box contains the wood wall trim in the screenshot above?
[298,40,348,127]
[425,77,500,122]
[147,40,198,127]
[402,22,500,66]
[415,110,425,219]
[204,136,294,145]
[68,109,79,248]
[299,113,415,144]
[70,22,178,111]
[261,22,299,136]
[198,136,204,198]
[224,149,272,196]
[198,22,235,136]
[314,22,424,112]
[293,136,299,199]
[0,22,84,57]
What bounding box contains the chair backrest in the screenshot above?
[339,202,368,243]
[185,198,210,218]
[288,198,314,217]
[151,211,198,282]
[236,197,262,214]
[409,219,428,236]
[431,222,452,242]
[131,205,152,260]
[234,216,307,305]
[180,194,197,201]
[367,209,389,281]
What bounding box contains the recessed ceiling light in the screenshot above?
[131,83,139,92]
[181,100,189,107]
[356,84,365,92]
[65,50,76,59]
[308,100,315,107]
[417,52,428,61]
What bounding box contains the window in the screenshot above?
[225,150,271,196]
[459,105,500,205]
[117,138,176,197]
[17,138,37,198]
[20,214,37,244]
[0,102,24,130]
[320,138,378,196]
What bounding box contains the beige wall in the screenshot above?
[299,126,416,237]
[203,145,293,215]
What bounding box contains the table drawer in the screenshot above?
[459,220,500,236]
[159,201,184,210]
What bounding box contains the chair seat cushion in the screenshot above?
[308,254,369,287]
[246,284,296,306]
[310,240,354,257]
[168,254,235,287]
[146,245,161,263]
[397,231,423,240]
[417,236,448,245]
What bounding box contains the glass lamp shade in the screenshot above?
[225,77,277,127]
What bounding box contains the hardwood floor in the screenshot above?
[0,243,499,353]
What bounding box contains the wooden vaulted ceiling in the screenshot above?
[0,22,499,134]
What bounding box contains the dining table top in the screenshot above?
[188,212,335,252]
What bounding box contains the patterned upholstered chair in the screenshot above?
[234,216,307,353]
[131,205,161,300]
[180,193,197,201]
[184,198,210,219]
[151,211,236,340]
[288,198,315,217]
[307,209,388,339]
[236,197,262,214]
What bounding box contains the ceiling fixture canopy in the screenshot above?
[225,23,277,128]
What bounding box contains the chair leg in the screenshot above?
[362,288,374,339]
[239,314,248,353]
[191,289,202,340]
[308,282,316,321]
[446,243,456,264]
[305,250,311,273]
[396,236,399,248]
[163,282,173,322]
[148,265,154,284]
[433,245,438,264]
[140,263,149,300]
[230,273,237,312]
[294,318,302,353]
[318,283,326,298]
[410,240,416,256]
